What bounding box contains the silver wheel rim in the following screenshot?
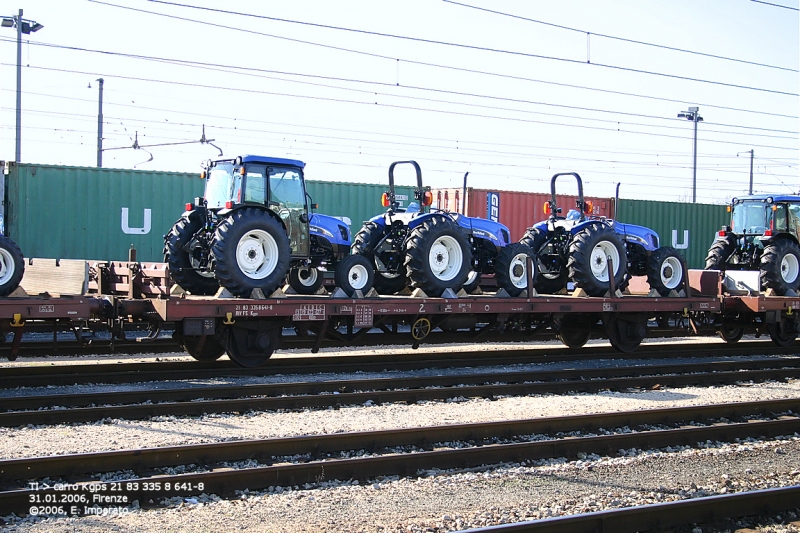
[660,256,683,289]
[509,253,529,289]
[428,235,463,282]
[590,240,620,282]
[296,266,319,287]
[781,253,799,283]
[348,264,370,290]
[236,229,279,279]
[0,248,15,286]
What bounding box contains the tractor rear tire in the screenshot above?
[405,217,471,297]
[568,224,628,297]
[646,246,685,296]
[760,238,800,295]
[211,208,291,298]
[352,222,407,295]
[520,228,568,294]
[495,243,536,297]
[288,265,324,294]
[704,236,736,270]
[334,254,374,296]
[164,216,219,296]
[0,235,24,297]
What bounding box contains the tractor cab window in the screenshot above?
[243,164,267,204]
[788,203,800,239]
[205,162,236,209]
[269,167,305,208]
[731,201,768,235]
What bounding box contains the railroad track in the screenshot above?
[2,356,799,426]
[464,486,800,532]
[1,399,797,518]
[1,339,796,388]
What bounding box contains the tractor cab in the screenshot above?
[199,155,310,257]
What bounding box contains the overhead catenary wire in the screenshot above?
[3,41,798,133]
[2,63,797,152]
[441,0,799,73]
[89,0,799,97]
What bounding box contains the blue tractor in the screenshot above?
[520,173,685,298]
[164,155,373,299]
[351,160,535,297]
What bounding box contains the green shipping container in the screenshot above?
[616,199,729,269]
[3,163,418,262]
[6,163,205,263]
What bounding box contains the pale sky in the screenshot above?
[1,0,798,203]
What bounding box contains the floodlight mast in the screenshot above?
[1,9,44,163]
[677,106,703,203]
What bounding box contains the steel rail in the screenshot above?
[463,486,800,532]
[4,357,800,413]
[3,398,797,482]
[1,340,795,388]
[0,400,798,516]
[1,362,799,427]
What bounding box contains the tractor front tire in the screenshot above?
[405,217,471,297]
[352,222,407,295]
[647,246,685,296]
[704,236,736,270]
[288,265,324,294]
[334,254,374,297]
[211,208,291,298]
[164,216,219,296]
[495,243,536,297]
[520,228,568,294]
[0,235,24,297]
[760,238,800,295]
[568,224,628,297]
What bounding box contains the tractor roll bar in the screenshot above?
[388,160,424,213]
[549,172,587,223]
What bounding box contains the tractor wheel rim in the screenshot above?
[661,256,683,289]
[348,264,370,290]
[428,235,463,281]
[780,253,799,283]
[590,240,619,282]
[509,253,529,288]
[297,267,318,287]
[236,229,279,279]
[0,248,13,285]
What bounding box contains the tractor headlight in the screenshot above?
[311,226,335,239]
[338,225,349,241]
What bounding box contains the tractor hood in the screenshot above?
[614,222,660,251]
[310,213,350,246]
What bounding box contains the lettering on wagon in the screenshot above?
[293,304,326,321]
[39,305,55,313]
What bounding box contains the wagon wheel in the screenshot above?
[556,314,597,349]
[605,315,647,353]
[219,324,280,368]
[717,324,744,343]
[767,318,797,347]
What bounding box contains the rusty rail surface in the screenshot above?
[0,400,797,517]
[1,358,799,426]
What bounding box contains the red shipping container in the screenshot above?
[431,187,615,241]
